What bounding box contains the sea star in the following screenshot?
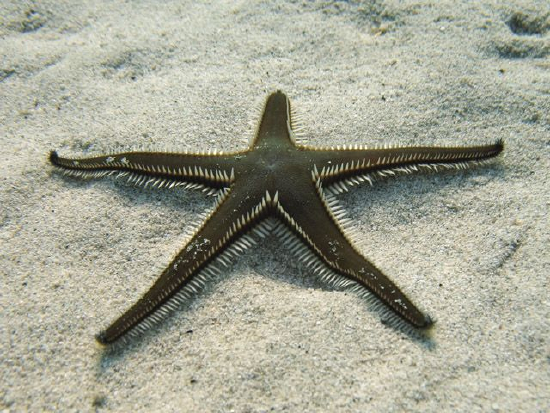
[50,91,503,344]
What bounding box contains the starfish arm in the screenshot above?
[96,185,274,344]
[49,150,240,190]
[275,179,432,328]
[309,140,504,187]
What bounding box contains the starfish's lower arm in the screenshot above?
[275,179,432,328]
[95,186,275,344]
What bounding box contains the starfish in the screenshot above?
[50,91,503,344]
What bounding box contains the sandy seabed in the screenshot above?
[1,1,549,411]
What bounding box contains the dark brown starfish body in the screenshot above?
[50,91,503,344]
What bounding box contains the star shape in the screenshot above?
[50,91,503,344]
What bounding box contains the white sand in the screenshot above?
[1,0,549,411]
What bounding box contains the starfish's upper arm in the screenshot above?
[311,140,503,190]
[50,150,240,192]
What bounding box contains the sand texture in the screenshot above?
[1,0,549,411]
